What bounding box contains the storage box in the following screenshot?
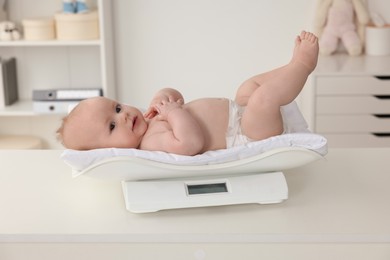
[365,25,390,56]
[55,11,99,40]
[22,18,55,41]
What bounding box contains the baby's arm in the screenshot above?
[143,101,205,155]
[144,88,184,119]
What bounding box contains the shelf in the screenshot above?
[0,39,101,47]
[0,100,67,116]
[0,100,34,116]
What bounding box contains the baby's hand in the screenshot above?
[144,90,184,119]
[144,99,183,119]
[151,100,183,120]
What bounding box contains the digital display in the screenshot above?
[187,183,228,195]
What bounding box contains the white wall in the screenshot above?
[113,0,317,108]
[368,0,390,24]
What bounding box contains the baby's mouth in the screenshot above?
[132,116,137,130]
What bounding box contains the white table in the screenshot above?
[0,149,389,259]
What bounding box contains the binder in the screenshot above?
[33,101,79,114]
[33,88,103,101]
[0,59,4,108]
[0,57,18,108]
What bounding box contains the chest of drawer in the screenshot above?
[323,133,390,147]
[316,76,390,95]
[316,96,390,114]
[316,114,390,133]
[312,55,390,147]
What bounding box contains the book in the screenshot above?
[0,57,18,108]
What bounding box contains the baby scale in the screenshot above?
[81,147,322,213]
[122,171,287,213]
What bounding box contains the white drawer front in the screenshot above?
[316,96,390,114]
[316,76,390,95]
[316,115,390,132]
[321,133,390,147]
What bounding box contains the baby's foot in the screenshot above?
[292,31,319,73]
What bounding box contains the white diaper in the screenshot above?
[225,100,309,148]
[225,100,253,148]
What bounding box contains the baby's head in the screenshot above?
[57,96,148,150]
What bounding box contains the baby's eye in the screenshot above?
[115,104,122,113]
[109,122,116,131]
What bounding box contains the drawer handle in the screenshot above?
[373,114,390,118]
[372,133,390,137]
[374,95,390,99]
[374,76,390,80]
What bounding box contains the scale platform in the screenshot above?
[122,171,288,213]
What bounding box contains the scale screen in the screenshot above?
[186,182,228,195]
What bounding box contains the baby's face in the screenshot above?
[63,97,148,150]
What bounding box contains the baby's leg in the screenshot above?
[235,65,289,106]
[240,31,318,141]
[235,31,318,106]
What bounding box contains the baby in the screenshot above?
[57,31,319,155]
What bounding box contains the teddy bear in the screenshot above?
[0,21,21,41]
[313,0,370,56]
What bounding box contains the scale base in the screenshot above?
[122,172,288,213]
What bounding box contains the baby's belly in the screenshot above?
[184,98,229,152]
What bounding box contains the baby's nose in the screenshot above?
[122,112,129,121]
[123,112,130,121]
[118,111,129,122]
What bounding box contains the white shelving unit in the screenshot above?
[0,0,115,148]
